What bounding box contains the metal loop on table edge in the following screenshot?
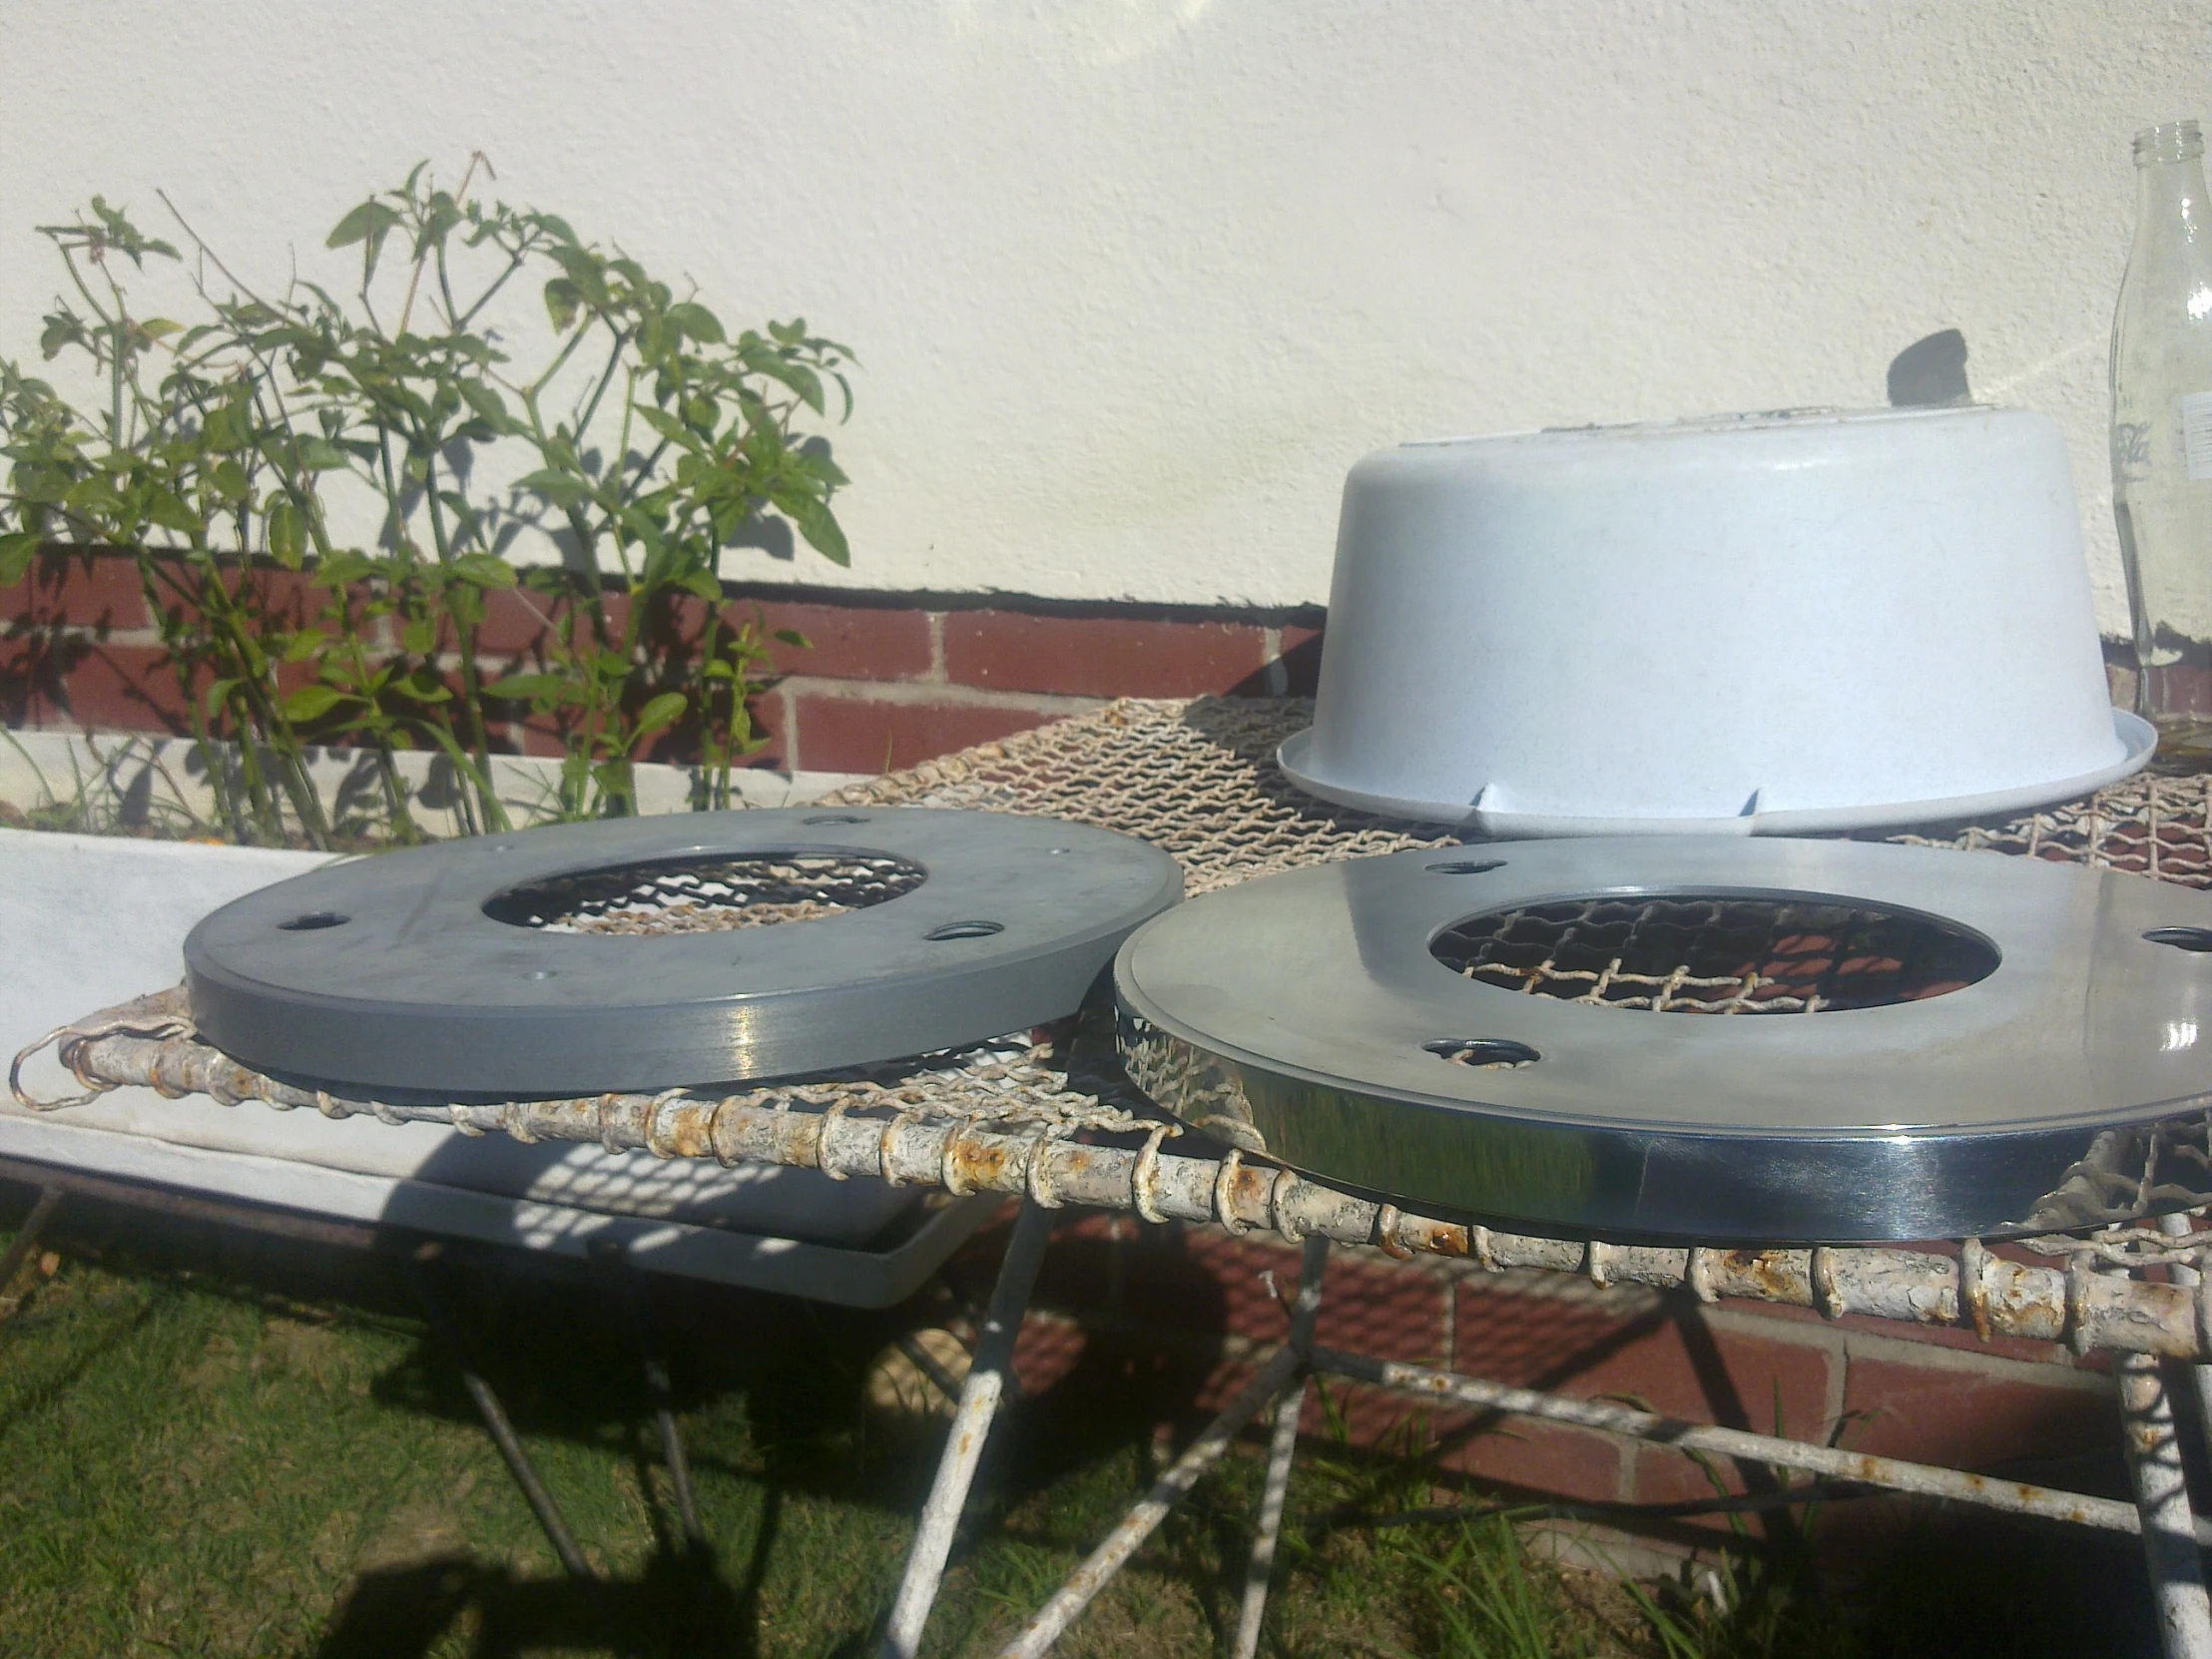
[815,1100,853,1180]
[1271,1167,1306,1242]
[1132,1122,1174,1225]
[1023,1132,1064,1210]
[1811,1247,1845,1320]
[1959,1236,1991,1341]
[1215,1149,1250,1237]
[1687,1246,1720,1305]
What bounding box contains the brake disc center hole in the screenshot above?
[1430,891,1998,1013]
[483,852,926,935]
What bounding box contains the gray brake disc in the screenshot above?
[1115,836,2212,1243]
[186,808,1182,1094]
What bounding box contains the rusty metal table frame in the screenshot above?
[880,1204,2212,1659]
[26,686,2212,1653]
[20,1014,2212,1658]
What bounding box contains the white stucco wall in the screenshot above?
[0,2,2203,623]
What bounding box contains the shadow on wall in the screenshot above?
[1887,328,1971,408]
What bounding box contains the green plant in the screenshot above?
[0,224,347,845]
[1399,1512,1594,1659]
[0,161,853,842]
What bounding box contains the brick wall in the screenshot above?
[947,1211,2123,1563]
[0,549,1325,775]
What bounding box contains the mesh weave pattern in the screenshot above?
[1886,758,2212,882]
[1429,895,1999,1014]
[483,853,926,935]
[819,699,1457,892]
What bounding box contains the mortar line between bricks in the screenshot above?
[1698,1303,1866,1420]
[779,675,1104,716]
[1835,1323,2114,1389]
[6,623,166,650]
[777,685,801,774]
[925,612,945,684]
[1438,1262,1455,1376]
[1825,1341,1849,1446]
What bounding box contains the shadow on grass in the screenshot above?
[314,1534,763,1659]
[0,1283,175,1440]
[0,1182,2180,1659]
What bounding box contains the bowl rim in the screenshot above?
[1276,709,2156,834]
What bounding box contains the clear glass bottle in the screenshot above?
[2113,119,2212,751]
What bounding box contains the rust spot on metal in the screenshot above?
[1719,1250,1806,1303]
[665,1119,715,1159]
[1407,1220,1472,1258]
[1228,1163,1274,1226]
[947,1137,1013,1190]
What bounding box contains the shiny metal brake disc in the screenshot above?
[1114,836,2212,1243]
[187,808,1182,1094]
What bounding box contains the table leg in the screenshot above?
[1000,1234,1332,1659]
[880,1199,1056,1659]
[1232,1234,1331,1659]
[2121,1351,2212,1659]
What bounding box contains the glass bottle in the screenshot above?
[2113,119,2212,751]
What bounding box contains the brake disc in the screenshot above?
[187,808,1182,1094]
[1114,836,2212,1242]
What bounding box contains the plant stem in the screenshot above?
[415,437,510,831]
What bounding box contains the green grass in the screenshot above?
[0,1194,2165,1658]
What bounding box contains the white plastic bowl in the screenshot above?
[1282,405,2152,833]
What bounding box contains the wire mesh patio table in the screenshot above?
[22,696,2212,1658]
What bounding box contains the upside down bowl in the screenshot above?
[1281,405,2151,834]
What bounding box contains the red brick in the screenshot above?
[0,629,88,727]
[1843,1310,2073,1369]
[1734,1293,2084,1370]
[560,592,935,690]
[1839,1357,2114,1470]
[1310,1255,1449,1365]
[1578,1320,1833,1438]
[252,566,323,627]
[1439,1412,1623,1504]
[942,611,1268,699]
[139,565,320,641]
[750,600,934,682]
[1010,1317,1089,1396]
[790,693,1056,774]
[1454,1279,1660,1390]
[1623,1440,1835,1543]
[477,586,559,654]
[514,712,566,760]
[1034,1219,1298,1338]
[624,593,718,665]
[45,643,193,733]
[1627,1439,1759,1507]
[1181,1229,1305,1335]
[740,684,792,770]
[1452,1282,1832,1442]
[10,549,151,631]
[1276,622,1325,697]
